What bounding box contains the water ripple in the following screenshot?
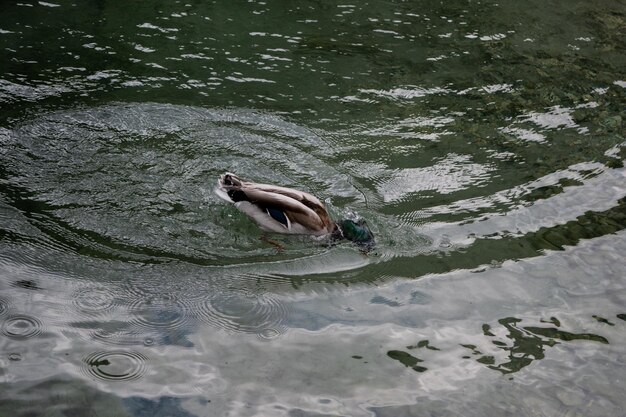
[89,326,146,347]
[1,314,43,339]
[82,350,148,382]
[0,296,10,317]
[2,103,361,267]
[197,289,289,335]
[72,286,117,316]
[121,274,211,303]
[128,294,193,331]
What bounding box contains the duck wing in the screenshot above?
[216,173,334,235]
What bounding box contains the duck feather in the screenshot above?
[216,172,335,235]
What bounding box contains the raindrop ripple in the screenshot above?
[1,314,43,339]
[82,350,149,382]
[197,290,289,335]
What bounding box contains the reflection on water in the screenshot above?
[387,350,428,373]
[386,316,612,376]
[471,317,609,375]
[1,0,626,415]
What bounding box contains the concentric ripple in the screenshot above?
[128,294,192,331]
[89,326,146,347]
[1,314,43,339]
[197,290,289,335]
[257,327,283,341]
[0,296,10,317]
[82,350,148,382]
[72,287,117,316]
[121,273,210,304]
[2,103,360,267]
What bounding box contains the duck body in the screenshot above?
[215,172,337,236]
[215,172,376,251]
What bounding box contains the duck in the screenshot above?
[215,172,375,250]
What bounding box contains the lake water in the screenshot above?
[1,0,625,416]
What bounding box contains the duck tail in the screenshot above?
[215,172,244,203]
[219,172,243,187]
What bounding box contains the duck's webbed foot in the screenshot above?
[260,235,284,253]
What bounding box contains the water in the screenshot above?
[0,0,625,416]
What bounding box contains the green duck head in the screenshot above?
[336,218,376,252]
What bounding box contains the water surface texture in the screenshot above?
[1,1,625,416]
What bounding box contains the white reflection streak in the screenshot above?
[379,154,495,202]
[136,23,179,33]
[356,114,456,142]
[225,76,275,84]
[38,1,60,7]
[500,105,593,140]
[520,106,580,130]
[499,126,546,143]
[359,86,450,99]
[360,83,514,101]
[423,163,626,245]
[416,163,603,218]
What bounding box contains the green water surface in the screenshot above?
[0,1,625,416]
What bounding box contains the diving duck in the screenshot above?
[215,172,375,250]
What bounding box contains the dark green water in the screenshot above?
[1,0,625,416]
